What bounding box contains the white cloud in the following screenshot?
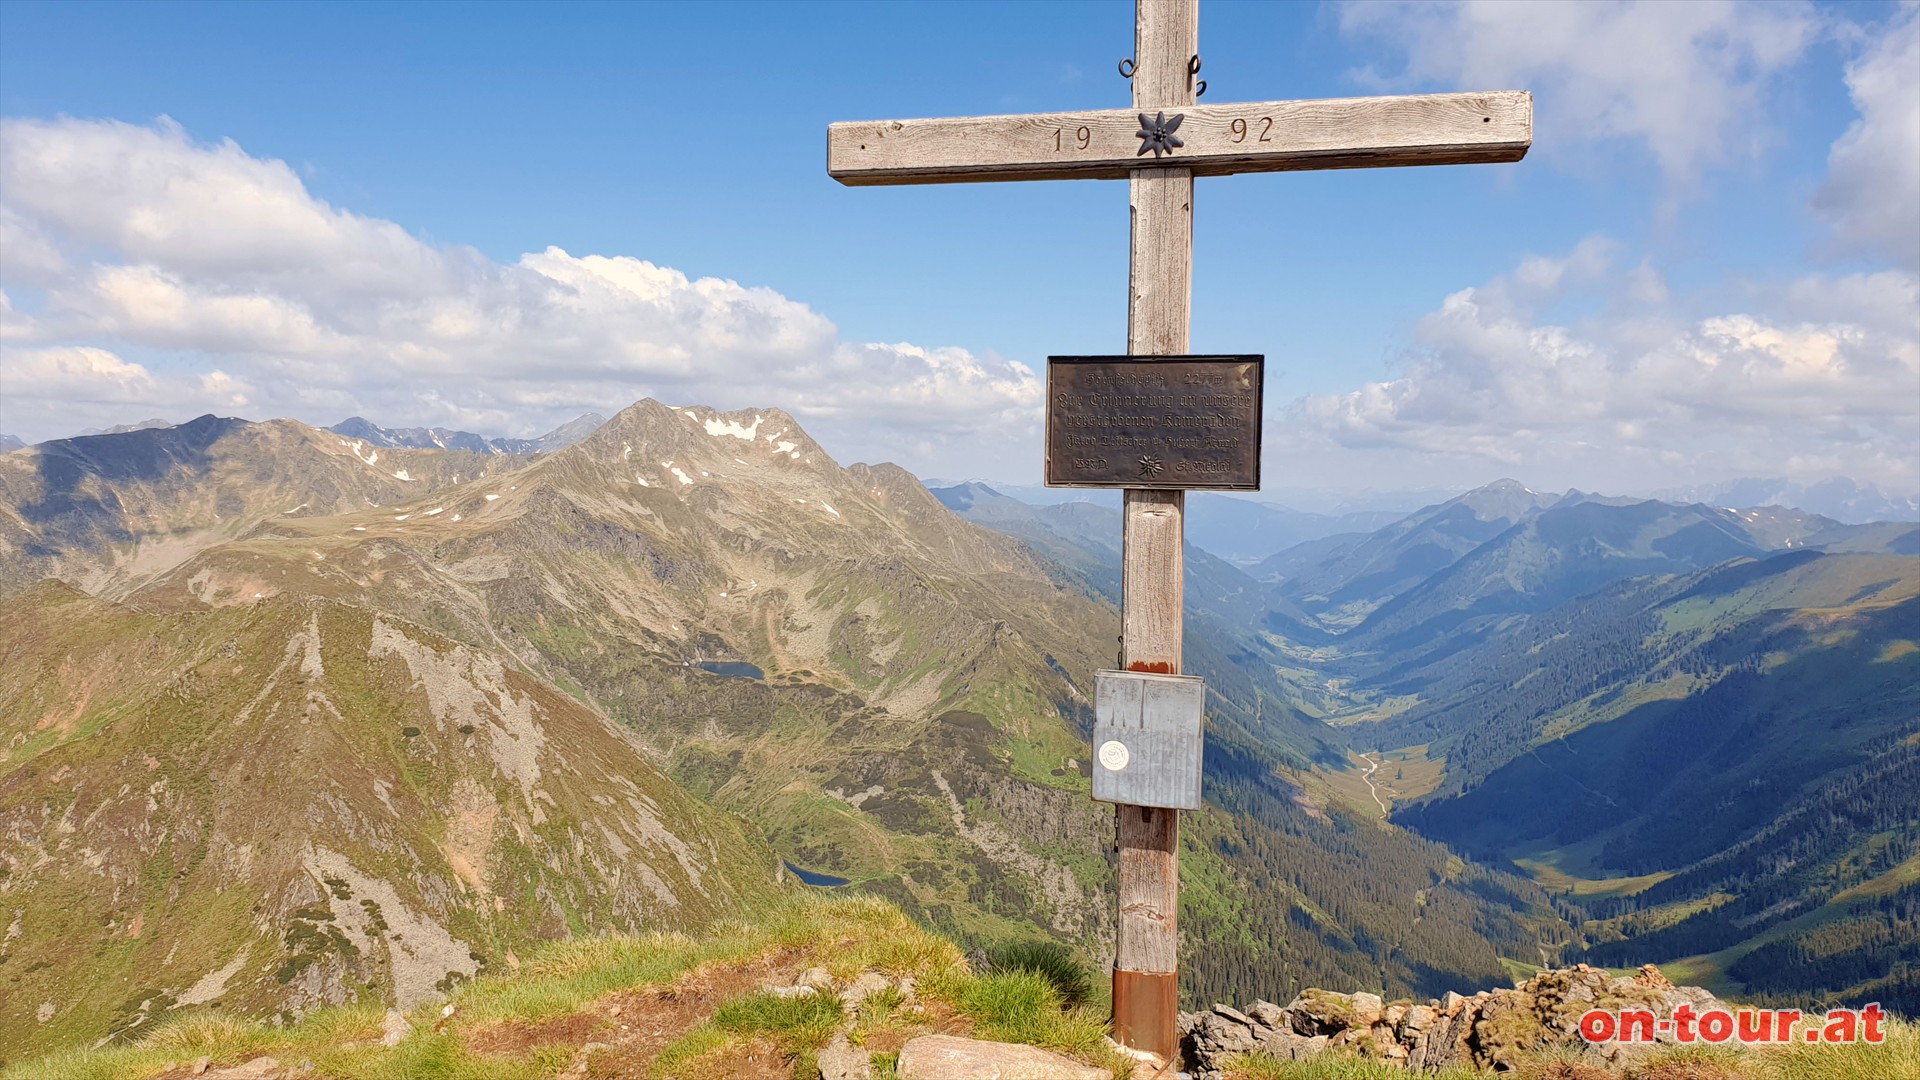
[0,344,254,436]
[4,345,154,393]
[1815,4,1920,269]
[199,370,252,408]
[1281,244,1920,494]
[1338,0,1820,185]
[0,117,1040,470]
[0,206,65,287]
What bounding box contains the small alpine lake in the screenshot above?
[783,861,850,887]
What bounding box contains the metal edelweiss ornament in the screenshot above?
[1137,455,1165,478]
[1135,111,1185,157]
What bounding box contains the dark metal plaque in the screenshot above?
[1045,355,1262,490]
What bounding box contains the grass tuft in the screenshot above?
[981,941,1095,1008]
[315,1030,541,1080]
[959,970,1060,1044]
[711,990,846,1050]
[137,1011,275,1056]
[852,986,908,1036]
[952,968,1118,1069]
[649,1025,731,1078]
[0,1047,177,1080]
[1748,1013,1920,1080]
[1622,1042,1746,1080]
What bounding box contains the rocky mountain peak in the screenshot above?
[572,399,832,476]
[1448,478,1556,522]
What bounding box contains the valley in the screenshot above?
[935,474,1919,1016]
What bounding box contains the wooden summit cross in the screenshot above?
[828,0,1530,1064]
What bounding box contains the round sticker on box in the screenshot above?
[1098,739,1130,772]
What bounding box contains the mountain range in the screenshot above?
[325,413,606,457]
[2,404,1914,1057]
[1655,475,1918,526]
[0,405,1579,1056]
[923,482,1405,565]
[0,413,606,459]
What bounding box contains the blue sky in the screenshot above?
[1,0,1915,500]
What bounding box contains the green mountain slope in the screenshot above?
[1363,550,1918,794]
[1369,551,1920,1009]
[0,585,787,1058]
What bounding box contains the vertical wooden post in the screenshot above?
[1114,0,1195,1064]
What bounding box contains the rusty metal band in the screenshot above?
[1113,967,1181,1063]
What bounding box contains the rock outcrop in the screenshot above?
[895,1034,1111,1079]
[1180,964,1729,1077]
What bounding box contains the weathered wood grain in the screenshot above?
[1121,490,1185,671]
[1114,804,1181,973]
[1113,3,1193,1065]
[1132,0,1197,110]
[828,90,1531,186]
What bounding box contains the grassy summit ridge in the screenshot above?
[3,895,1126,1080]
[11,895,1914,1080]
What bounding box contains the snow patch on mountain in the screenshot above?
[704,415,762,441]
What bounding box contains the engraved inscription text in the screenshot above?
[1044,356,1263,490]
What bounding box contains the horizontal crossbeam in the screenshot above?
[828,91,1530,186]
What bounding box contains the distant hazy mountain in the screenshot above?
[922,480,1402,564]
[1346,494,1774,652]
[0,433,24,453]
[1263,478,1558,629]
[1654,475,1918,524]
[527,411,609,449]
[1181,494,1405,564]
[326,412,607,455]
[74,417,173,437]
